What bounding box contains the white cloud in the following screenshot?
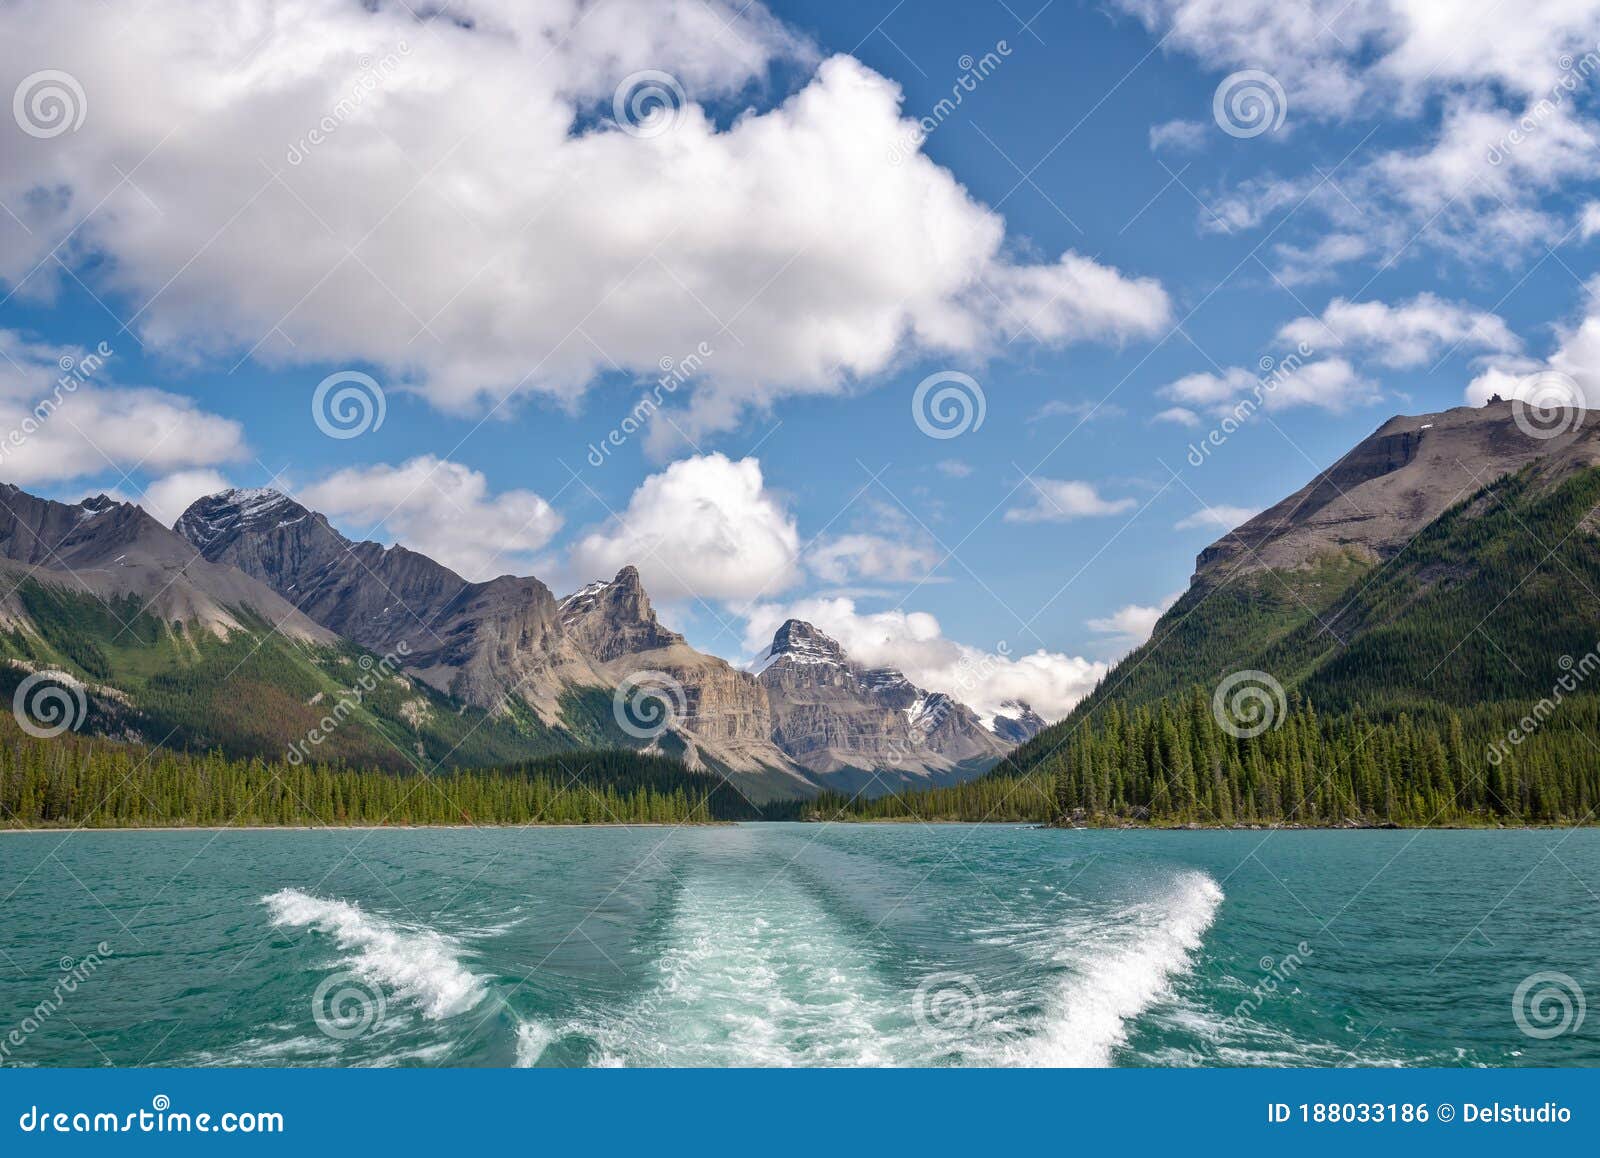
[1465,282,1600,409]
[935,459,972,478]
[297,455,561,582]
[1271,233,1372,286]
[1119,1,1600,115]
[1153,406,1200,426]
[1174,505,1261,531]
[569,453,800,601]
[1028,399,1126,423]
[0,1,1168,445]
[1085,592,1180,651]
[741,597,1107,722]
[1004,478,1136,523]
[1148,118,1208,152]
[1277,293,1522,368]
[1582,201,1600,241]
[139,469,232,527]
[808,533,940,585]
[0,331,245,486]
[1464,357,1546,405]
[1159,357,1375,415]
[1126,3,1600,258]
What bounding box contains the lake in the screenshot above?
[1,824,1596,1067]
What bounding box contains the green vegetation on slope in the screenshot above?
[821,692,1600,827]
[0,580,592,771]
[825,464,1600,827]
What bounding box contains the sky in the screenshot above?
[2,0,1599,722]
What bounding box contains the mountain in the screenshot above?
[1004,399,1600,781]
[177,488,606,724]
[175,487,1038,795]
[0,484,330,642]
[752,617,1020,792]
[0,486,586,769]
[557,566,811,796]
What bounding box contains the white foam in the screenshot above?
[513,1019,556,1067]
[262,888,486,1020]
[1010,871,1223,1067]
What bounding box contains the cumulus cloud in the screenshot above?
[1278,294,1521,368]
[0,331,245,486]
[1148,119,1208,152]
[1160,358,1375,415]
[935,459,973,478]
[1085,592,1180,651]
[808,533,940,586]
[139,469,233,527]
[740,597,1107,722]
[1582,201,1600,241]
[297,455,561,581]
[1126,3,1600,258]
[569,453,800,601]
[0,0,1169,446]
[1465,281,1600,409]
[1153,406,1200,426]
[1004,479,1136,523]
[1174,505,1261,531]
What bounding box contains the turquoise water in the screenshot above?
[1,825,1597,1067]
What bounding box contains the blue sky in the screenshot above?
[3,0,1599,719]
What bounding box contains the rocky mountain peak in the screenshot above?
[991,699,1047,744]
[175,487,315,546]
[559,566,683,662]
[762,618,847,667]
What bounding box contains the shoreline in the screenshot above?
[0,821,723,834]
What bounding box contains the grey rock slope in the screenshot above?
[1197,401,1600,582]
[0,484,330,641]
[753,618,1014,780]
[558,568,809,782]
[177,488,602,719]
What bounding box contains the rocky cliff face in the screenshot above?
[754,618,1011,780]
[559,568,805,781]
[177,488,601,719]
[1196,401,1600,582]
[0,485,330,641]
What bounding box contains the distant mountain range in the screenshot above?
[0,482,1044,799]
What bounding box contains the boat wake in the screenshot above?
[997,870,1224,1067]
[262,888,487,1022]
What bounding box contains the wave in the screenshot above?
[262,888,486,1021]
[1006,870,1223,1067]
